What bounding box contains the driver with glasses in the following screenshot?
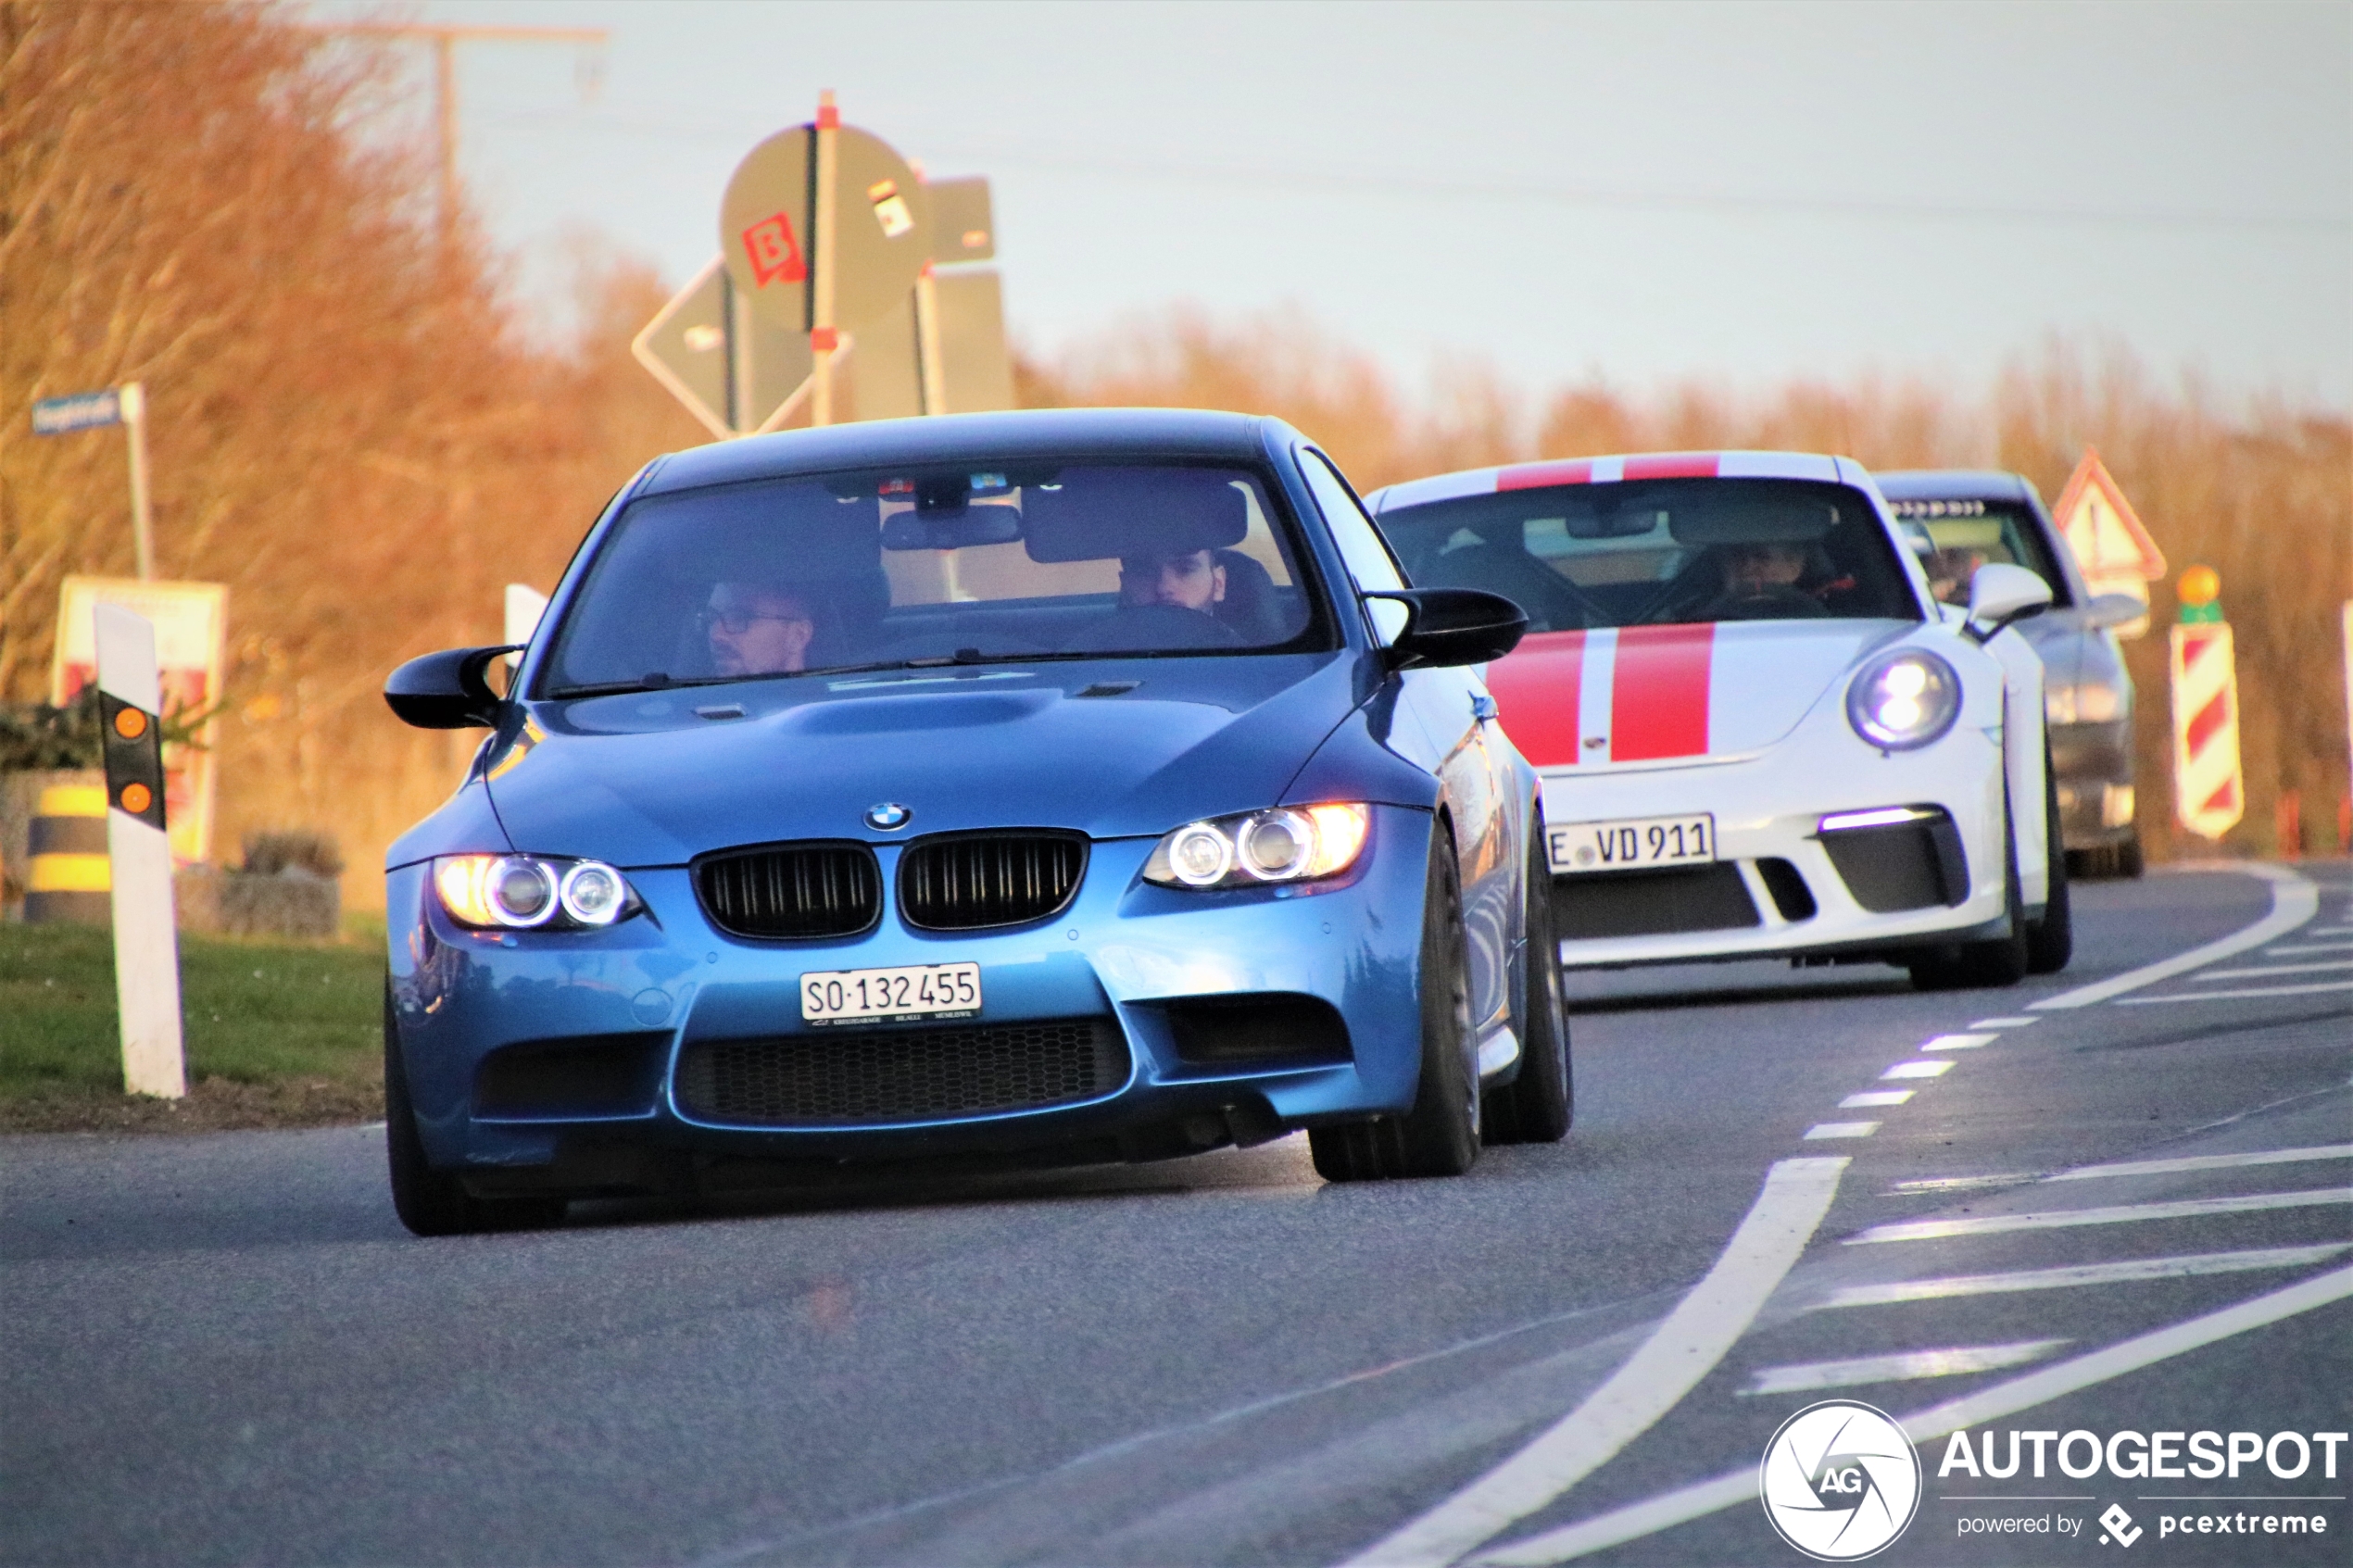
[702,580,815,676]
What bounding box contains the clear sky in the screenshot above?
[311,0,2351,409]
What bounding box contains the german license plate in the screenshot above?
[799,962,981,1026]
[1550,813,1716,873]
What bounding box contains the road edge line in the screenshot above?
[2030,862,2317,1010]
[1340,1156,1849,1568]
[1466,1262,2353,1565]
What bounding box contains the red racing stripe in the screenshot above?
[1610,623,1714,759]
[1499,459,1592,491]
[1622,453,1720,481]
[2185,688,2233,755]
[1483,631,1584,767]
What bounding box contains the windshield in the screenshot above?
[1373,478,1920,633]
[1884,497,2074,608]
[539,462,1327,696]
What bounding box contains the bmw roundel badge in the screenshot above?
[864,802,912,831]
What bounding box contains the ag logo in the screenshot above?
[863,802,912,831]
[1758,1400,1921,1561]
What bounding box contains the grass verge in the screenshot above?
[0,921,384,1134]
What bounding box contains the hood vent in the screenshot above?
[696,841,881,940]
[900,833,1087,931]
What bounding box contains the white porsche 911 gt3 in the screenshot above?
[1365,451,2071,990]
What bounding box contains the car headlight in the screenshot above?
[1142,804,1371,890]
[434,855,638,930]
[2046,680,2122,725]
[1845,649,1960,751]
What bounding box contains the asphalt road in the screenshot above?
[5,861,2348,1568]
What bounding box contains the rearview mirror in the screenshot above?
[1964,562,2052,645]
[1364,588,1528,670]
[384,645,518,729]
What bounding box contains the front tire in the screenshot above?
[384,982,565,1236]
[1311,827,1481,1182]
[1910,805,2030,992]
[1483,816,1572,1146]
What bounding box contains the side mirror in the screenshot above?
[1963,562,2052,645]
[1364,588,1528,670]
[384,645,520,729]
[2083,592,2146,630]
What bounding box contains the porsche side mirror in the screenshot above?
[1364,588,1529,670]
[2083,592,2146,630]
[384,645,520,729]
[1963,562,2053,645]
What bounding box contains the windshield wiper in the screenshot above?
[545,674,739,699]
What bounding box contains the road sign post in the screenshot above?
[2169,566,2243,843]
[94,604,186,1099]
[31,383,156,580]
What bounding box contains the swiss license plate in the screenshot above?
[799,962,981,1026]
[1550,813,1717,874]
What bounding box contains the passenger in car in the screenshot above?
[703,580,816,675]
[1119,547,1227,614]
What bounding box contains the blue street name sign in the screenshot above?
[31,389,122,434]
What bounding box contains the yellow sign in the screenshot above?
[49,576,227,866]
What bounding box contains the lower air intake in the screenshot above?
[1553,863,1761,938]
[673,1018,1128,1126]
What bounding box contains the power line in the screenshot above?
[473,106,2350,236]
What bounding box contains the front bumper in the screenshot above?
[386,807,1435,1191]
[1537,725,2013,969]
[2050,718,2135,849]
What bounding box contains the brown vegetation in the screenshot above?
[4,3,2344,905]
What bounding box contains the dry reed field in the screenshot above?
[3,2,2345,910]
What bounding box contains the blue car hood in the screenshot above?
[477,653,1367,866]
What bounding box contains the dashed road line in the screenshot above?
[1464,1266,2353,1565]
[1881,1060,1954,1080]
[1885,1173,2037,1196]
[2031,862,2318,1010]
[1804,1122,1880,1140]
[2045,1144,2353,1183]
[2117,979,2353,1003]
[1844,1186,2353,1244]
[1921,1033,1994,1051]
[2264,941,2353,956]
[1815,1243,2353,1307]
[1840,1090,1913,1109]
[2196,959,2353,979]
[1739,1339,2067,1396]
[1341,1157,1851,1568]
[1970,1015,2038,1028]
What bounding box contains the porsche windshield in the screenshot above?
[540,462,1327,695]
[1376,479,1921,633]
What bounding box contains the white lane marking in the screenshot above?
[1970,1015,2038,1028]
[1816,1244,2353,1308]
[1881,1060,1954,1079]
[1886,1173,2036,1195]
[1921,1033,1995,1051]
[1805,1122,1880,1140]
[1844,1186,2353,1244]
[2046,1144,2353,1183]
[2265,941,2353,955]
[2031,862,2317,1010]
[2194,959,2353,979]
[2116,979,2353,1003]
[2304,925,2353,935]
[1469,1265,2353,1565]
[1841,1090,1913,1108]
[1340,1157,1850,1568]
[1739,1339,2067,1396]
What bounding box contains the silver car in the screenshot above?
[1877,470,2145,878]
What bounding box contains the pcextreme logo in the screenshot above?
[1760,1400,1923,1561]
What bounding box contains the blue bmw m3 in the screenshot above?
[380,408,1569,1234]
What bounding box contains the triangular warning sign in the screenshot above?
[2051,447,2167,583]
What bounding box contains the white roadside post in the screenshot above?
[94,604,187,1098]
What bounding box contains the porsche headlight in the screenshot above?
[1845,650,1960,751]
[1143,804,1371,890]
[434,855,637,930]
